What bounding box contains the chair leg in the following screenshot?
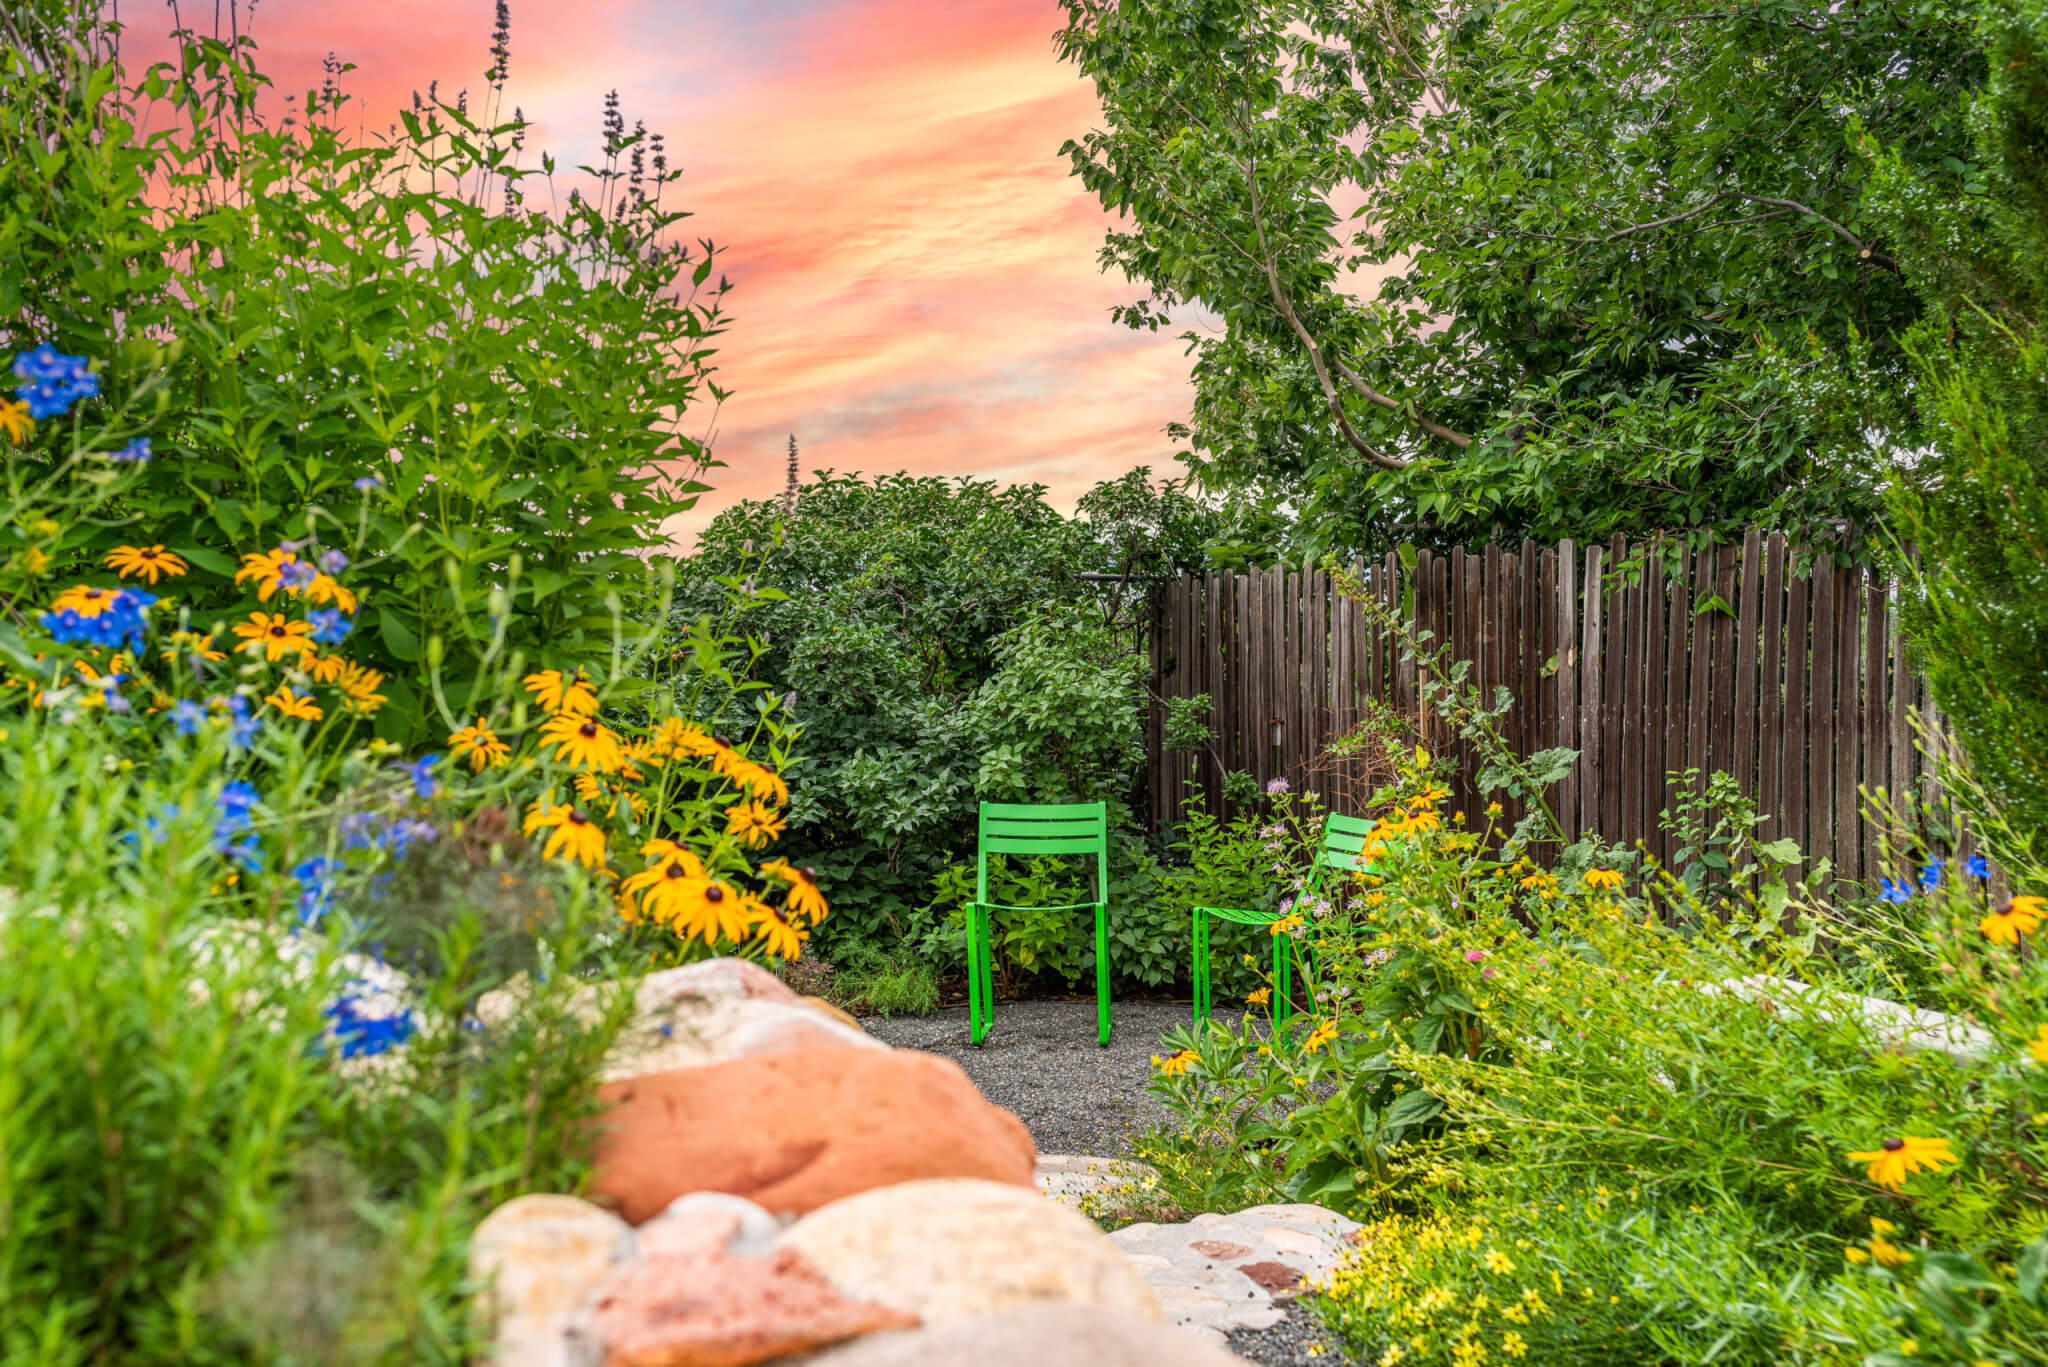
[966,902,986,1046]
[1095,902,1110,1047]
[979,906,997,1042]
[1273,931,1292,1028]
[1190,909,1207,1027]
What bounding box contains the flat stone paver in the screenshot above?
[1107,1203,1360,1347]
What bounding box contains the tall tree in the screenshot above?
[1873,0,2048,850]
[1057,0,1984,555]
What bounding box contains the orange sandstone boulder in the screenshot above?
[589,1051,1037,1222]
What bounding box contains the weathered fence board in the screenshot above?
[1147,535,1933,879]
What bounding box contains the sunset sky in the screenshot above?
[175,0,1202,541]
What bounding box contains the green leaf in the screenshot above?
[178,546,236,577]
[378,609,422,663]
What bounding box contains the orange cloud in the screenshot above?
[137,0,1197,545]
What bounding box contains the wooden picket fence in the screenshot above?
[1144,532,1946,880]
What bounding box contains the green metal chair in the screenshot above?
[965,800,1112,1048]
[1191,811,1379,1027]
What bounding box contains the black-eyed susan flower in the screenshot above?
[1408,783,1450,811]
[233,611,315,662]
[1982,896,2045,946]
[105,545,188,584]
[752,900,806,959]
[305,653,348,684]
[1304,1019,1340,1053]
[725,799,787,849]
[1583,867,1624,893]
[760,857,828,921]
[235,548,297,600]
[1246,987,1272,1006]
[1846,1135,1959,1190]
[161,629,228,665]
[734,759,789,806]
[540,711,624,771]
[523,667,598,717]
[620,843,710,927]
[337,662,387,715]
[1269,914,1306,937]
[48,584,125,618]
[305,573,357,615]
[661,877,751,945]
[266,685,323,721]
[1151,1048,1197,1076]
[648,716,711,762]
[523,799,607,869]
[0,399,32,446]
[448,717,511,772]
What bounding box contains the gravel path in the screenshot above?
[1225,1306,1364,1366]
[862,999,1190,1156]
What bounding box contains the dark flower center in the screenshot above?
[579,721,598,738]
[269,625,286,637]
[704,885,724,903]
[141,549,157,559]
[799,866,818,881]
[568,810,589,825]
[84,589,102,600]
[713,734,732,747]
[1996,900,2016,917]
[665,863,688,880]
[1881,1137,1905,1152]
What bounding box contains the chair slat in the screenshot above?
[982,800,1103,818]
[984,834,1104,855]
[983,821,1104,840]
[1325,813,1377,835]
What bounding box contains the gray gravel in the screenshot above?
[862,998,1190,1156]
[1225,1305,1364,1366]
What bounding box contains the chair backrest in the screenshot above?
[976,801,1109,904]
[1307,811,1380,892]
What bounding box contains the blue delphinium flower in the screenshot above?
[323,992,415,1058]
[338,811,383,851]
[1919,857,1945,892]
[1967,853,1991,880]
[382,818,439,859]
[168,698,205,736]
[222,694,258,749]
[293,855,340,925]
[393,754,440,801]
[277,558,317,592]
[217,780,261,824]
[106,437,151,464]
[353,474,382,491]
[1878,877,1912,904]
[13,344,98,419]
[306,608,353,645]
[216,832,264,871]
[318,548,349,575]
